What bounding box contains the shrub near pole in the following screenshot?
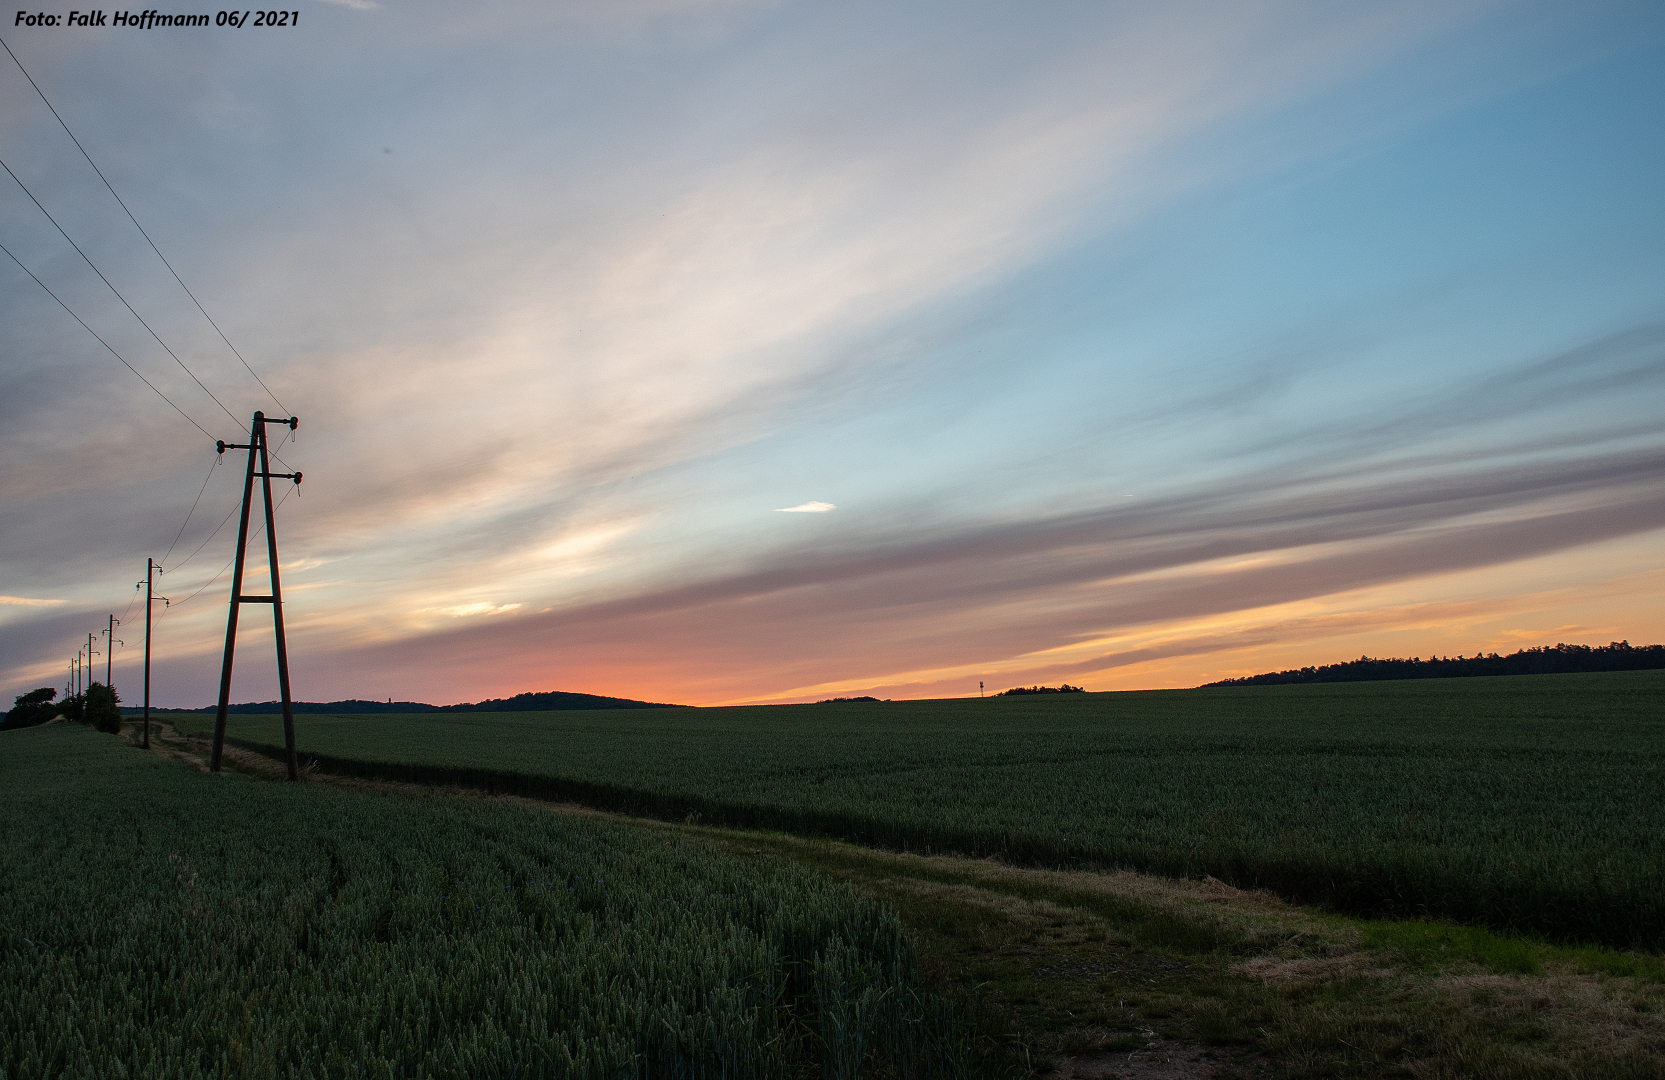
[84,683,122,734]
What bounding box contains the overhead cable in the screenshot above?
[0,238,219,441]
[0,153,244,429]
[0,34,288,414]
[165,493,243,574]
[160,453,222,566]
[167,484,294,609]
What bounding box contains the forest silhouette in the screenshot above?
[1204,640,1665,686]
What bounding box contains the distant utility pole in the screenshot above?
[139,558,168,751]
[979,681,984,698]
[87,633,98,688]
[103,614,119,686]
[211,411,303,780]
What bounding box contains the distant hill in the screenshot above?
[128,700,446,716]
[125,690,689,716]
[440,691,689,712]
[1202,641,1665,687]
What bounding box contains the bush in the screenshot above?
[84,683,122,734]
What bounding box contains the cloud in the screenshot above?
[431,602,523,618]
[276,415,1665,704]
[0,595,63,606]
[774,501,835,513]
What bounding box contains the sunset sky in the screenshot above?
[2,0,1663,708]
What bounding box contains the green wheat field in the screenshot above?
[0,725,966,1079]
[7,670,1664,1078]
[188,671,1665,948]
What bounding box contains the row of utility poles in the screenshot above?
[59,411,302,775]
[65,626,114,701]
[65,564,164,747]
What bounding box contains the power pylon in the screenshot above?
[211,411,302,780]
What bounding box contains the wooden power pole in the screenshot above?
[140,558,167,751]
[103,613,118,686]
[211,411,303,780]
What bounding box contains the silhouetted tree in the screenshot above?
[1,687,59,729]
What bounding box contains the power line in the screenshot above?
[168,483,294,609]
[0,238,220,441]
[0,153,244,429]
[168,553,237,610]
[117,577,143,628]
[0,34,288,415]
[165,491,243,574]
[164,431,305,575]
[128,451,226,648]
[161,454,222,566]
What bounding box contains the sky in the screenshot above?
[1,0,1663,708]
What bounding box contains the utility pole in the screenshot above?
[86,634,97,687]
[140,558,167,750]
[211,411,303,780]
[103,614,119,686]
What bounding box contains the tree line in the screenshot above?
[1202,641,1665,687]
[996,684,1086,696]
[2,684,122,732]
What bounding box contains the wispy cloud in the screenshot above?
[255,334,1665,704]
[774,501,835,513]
[430,603,523,618]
